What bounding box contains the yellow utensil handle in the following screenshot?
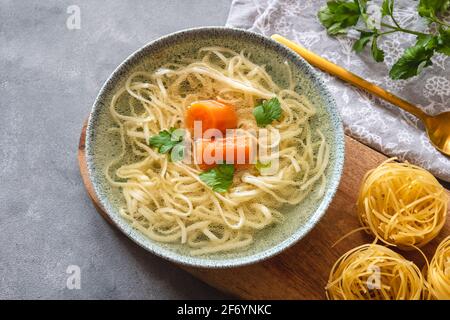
[271,34,426,121]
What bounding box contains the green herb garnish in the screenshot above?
[436,27,450,55]
[253,97,282,127]
[381,0,394,17]
[418,0,450,20]
[317,0,361,36]
[199,164,235,193]
[149,128,185,161]
[389,36,436,79]
[318,0,450,79]
[353,31,375,53]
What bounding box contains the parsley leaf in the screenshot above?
[353,31,375,52]
[437,27,450,55]
[389,37,436,79]
[381,0,394,16]
[415,34,439,50]
[253,97,282,127]
[149,128,185,160]
[318,0,362,35]
[418,0,450,19]
[199,164,235,193]
[371,36,385,62]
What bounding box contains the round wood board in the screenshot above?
[78,119,450,299]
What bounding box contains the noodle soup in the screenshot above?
[86,28,344,266]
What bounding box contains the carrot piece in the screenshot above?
[195,135,254,170]
[185,100,238,134]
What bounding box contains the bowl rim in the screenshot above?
[86,26,345,268]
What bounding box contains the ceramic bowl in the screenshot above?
[86,27,344,268]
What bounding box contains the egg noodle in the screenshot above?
[328,158,449,300]
[326,243,425,300]
[427,235,450,299]
[106,47,329,255]
[357,158,448,249]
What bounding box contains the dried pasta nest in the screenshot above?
[326,243,425,300]
[427,235,450,300]
[357,158,448,249]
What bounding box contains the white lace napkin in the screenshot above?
[226,0,450,182]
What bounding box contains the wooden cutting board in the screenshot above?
[78,120,450,299]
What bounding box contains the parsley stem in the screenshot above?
[389,13,401,29]
[380,22,428,37]
[378,30,397,36]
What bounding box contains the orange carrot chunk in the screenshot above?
[195,135,254,170]
[185,100,238,134]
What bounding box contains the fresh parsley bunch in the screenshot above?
[318,0,450,79]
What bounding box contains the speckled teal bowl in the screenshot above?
[86,27,344,268]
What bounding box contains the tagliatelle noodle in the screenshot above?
[427,235,450,299]
[357,158,448,249]
[326,243,425,300]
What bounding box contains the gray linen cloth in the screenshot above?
[226,0,450,182]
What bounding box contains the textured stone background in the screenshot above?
[0,0,231,299]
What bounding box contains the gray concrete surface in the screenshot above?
[0,0,232,299]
